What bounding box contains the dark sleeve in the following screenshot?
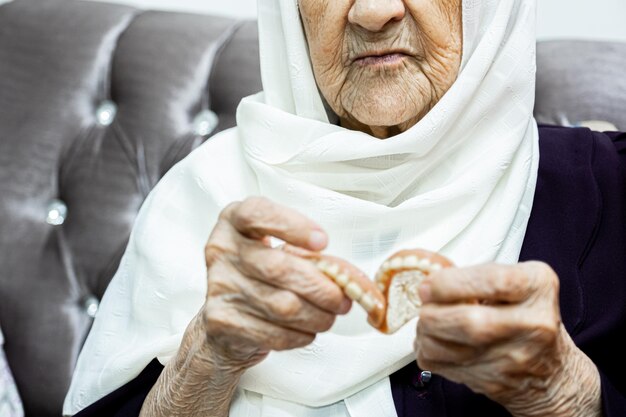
[73,359,164,417]
[587,131,626,416]
[600,371,626,417]
[605,130,626,164]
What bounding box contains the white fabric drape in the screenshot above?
[64,0,540,415]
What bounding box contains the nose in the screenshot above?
[348,0,406,32]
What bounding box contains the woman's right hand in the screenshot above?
[140,198,350,417]
[199,196,352,371]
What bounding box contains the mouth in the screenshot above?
[352,51,412,67]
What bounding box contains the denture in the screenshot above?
[285,245,454,334]
[314,254,386,327]
[369,249,453,333]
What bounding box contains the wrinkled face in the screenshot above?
[299,0,463,139]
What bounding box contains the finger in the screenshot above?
[205,301,316,352]
[222,197,328,251]
[280,243,317,258]
[414,332,482,366]
[418,304,559,346]
[214,262,339,334]
[282,245,385,327]
[417,350,553,398]
[233,237,351,315]
[420,263,540,305]
[204,214,274,268]
[205,217,239,268]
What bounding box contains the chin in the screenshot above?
[345,88,425,128]
[341,77,429,127]
[337,61,432,129]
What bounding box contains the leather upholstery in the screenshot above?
[0,0,624,416]
[535,40,626,130]
[0,0,260,415]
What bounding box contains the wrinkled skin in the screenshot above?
[140,198,352,417]
[416,263,601,416]
[300,0,462,138]
[200,197,350,367]
[139,1,602,416]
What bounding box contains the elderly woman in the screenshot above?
[64,0,626,416]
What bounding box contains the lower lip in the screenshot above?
[355,53,408,67]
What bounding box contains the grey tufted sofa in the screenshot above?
[0,0,624,416]
[0,0,260,415]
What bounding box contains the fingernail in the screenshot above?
[419,281,432,303]
[308,230,328,251]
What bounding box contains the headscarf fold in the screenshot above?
[64,0,539,414]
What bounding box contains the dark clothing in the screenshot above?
[392,126,626,416]
[75,126,626,417]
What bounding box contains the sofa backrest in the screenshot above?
[535,40,626,131]
[0,0,260,415]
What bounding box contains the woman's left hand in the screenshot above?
[415,262,602,417]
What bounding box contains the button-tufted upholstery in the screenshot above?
[1,0,625,416]
[535,40,626,130]
[0,0,260,415]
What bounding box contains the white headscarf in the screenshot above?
[64,0,539,415]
